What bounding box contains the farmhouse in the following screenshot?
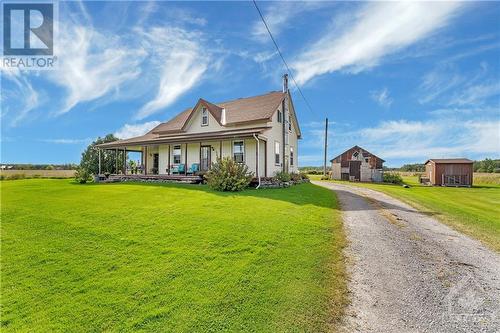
[330,146,384,182]
[423,158,473,187]
[97,75,301,182]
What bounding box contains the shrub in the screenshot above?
[8,174,25,180]
[206,157,253,191]
[320,175,330,180]
[75,168,92,184]
[383,172,403,184]
[274,171,291,182]
[290,172,302,182]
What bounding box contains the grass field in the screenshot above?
[311,174,500,251]
[0,179,346,332]
[0,169,75,179]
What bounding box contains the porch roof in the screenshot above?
[97,126,270,149]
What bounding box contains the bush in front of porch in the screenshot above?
[205,156,253,191]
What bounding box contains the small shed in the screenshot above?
[424,158,473,187]
[330,146,384,182]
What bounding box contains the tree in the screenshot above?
[78,134,124,175]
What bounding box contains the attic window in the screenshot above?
[201,107,208,126]
[277,110,282,123]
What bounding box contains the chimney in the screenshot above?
[221,108,226,125]
[283,73,288,93]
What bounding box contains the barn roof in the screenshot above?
[330,145,385,163]
[425,158,473,164]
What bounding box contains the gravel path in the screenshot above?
[313,181,500,333]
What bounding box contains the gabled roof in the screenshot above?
[97,91,300,148]
[150,91,286,135]
[330,145,385,163]
[425,158,473,164]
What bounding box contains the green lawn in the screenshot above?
[0,179,346,332]
[312,175,500,251]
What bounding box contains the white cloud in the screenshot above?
[448,82,500,106]
[251,2,325,42]
[361,119,500,159]
[50,24,143,115]
[291,2,465,85]
[419,62,500,107]
[0,70,40,126]
[42,138,92,144]
[370,87,393,108]
[114,121,160,139]
[135,27,210,120]
[301,117,500,166]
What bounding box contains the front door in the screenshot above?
[200,146,211,171]
[153,153,159,174]
[349,160,361,181]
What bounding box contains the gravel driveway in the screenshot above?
[313,181,500,333]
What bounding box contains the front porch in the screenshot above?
[96,131,268,180]
[100,173,203,184]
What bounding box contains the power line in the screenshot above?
[252,0,317,116]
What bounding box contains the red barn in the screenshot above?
[424,159,473,187]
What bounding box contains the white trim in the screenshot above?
[232,139,245,164]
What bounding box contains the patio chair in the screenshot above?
[187,163,199,175]
[171,164,185,175]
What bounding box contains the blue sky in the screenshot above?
[1,1,499,167]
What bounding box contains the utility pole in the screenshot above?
[323,117,328,176]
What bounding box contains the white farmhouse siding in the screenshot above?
[97,88,301,179]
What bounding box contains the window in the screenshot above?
[233,141,244,163]
[275,142,280,165]
[277,110,282,123]
[173,145,181,164]
[288,115,292,131]
[353,151,359,158]
[201,107,209,126]
[290,147,294,166]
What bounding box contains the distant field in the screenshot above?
[313,174,500,251]
[0,169,75,179]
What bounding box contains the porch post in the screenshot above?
[264,141,267,177]
[144,146,148,175]
[98,148,101,175]
[219,140,222,159]
[124,148,127,174]
[167,145,171,174]
[184,143,188,175]
[115,148,118,174]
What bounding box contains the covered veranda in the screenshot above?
[95,127,268,183]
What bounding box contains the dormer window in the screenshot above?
[201,107,209,126]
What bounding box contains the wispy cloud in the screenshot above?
[41,138,92,144]
[114,121,160,139]
[50,23,143,115]
[291,2,465,85]
[370,88,393,108]
[419,62,500,107]
[447,82,500,106]
[135,27,210,120]
[251,2,326,42]
[0,70,40,126]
